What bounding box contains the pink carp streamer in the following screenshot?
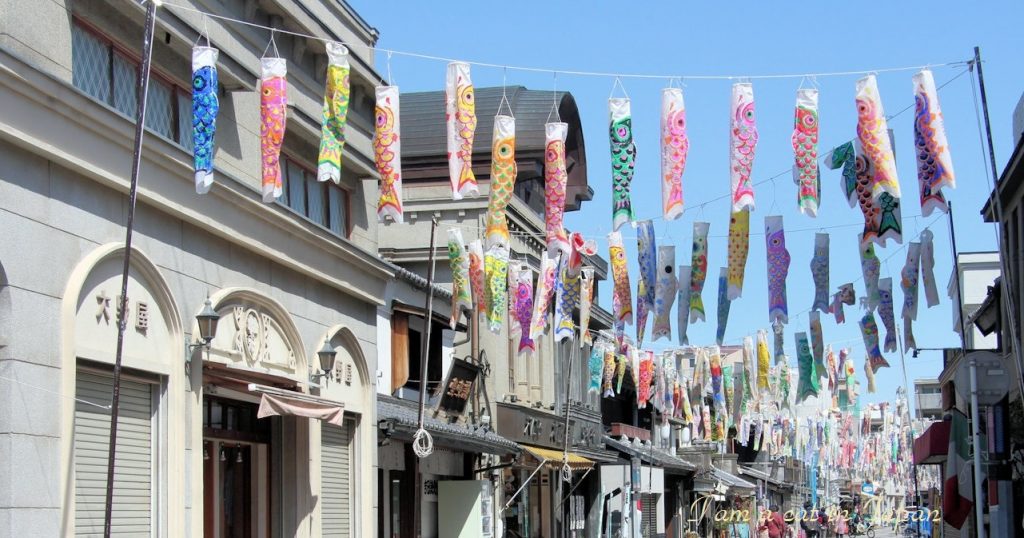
[608,231,633,326]
[913,69,955,216]
[730,82,758,212]
[579,267,596,347]
[653,246,677,342]
[726,210,750,300]
[792,88,820,217]
[375,85,404,222]
[467,240,485,322]
[765,216,790,325]
[446,61,477,199]
[317,43,350,184]
[447,228,472,329]
[485,115,517,248]
[259,57,287,202]
[689,222,710,323]
[661,87,688,220]
[530,253,559,340]
[544,122,570,256]
[855,74,900,199]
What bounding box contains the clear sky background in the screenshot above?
[349,0,1024,411]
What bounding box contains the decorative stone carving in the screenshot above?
[96,291,111,324]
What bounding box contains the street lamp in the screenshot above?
[311,339,337,385]
[195,296,220,346]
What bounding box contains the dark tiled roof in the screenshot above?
[603,435,697,473]
[378,395,519,455]
[387,261,452,300]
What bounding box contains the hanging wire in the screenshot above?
[261,28,279,58]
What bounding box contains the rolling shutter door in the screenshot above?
[321,420,353,537]
[640,493,659,538]
[74,370,154,536]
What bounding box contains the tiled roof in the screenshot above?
[602,435,697,473]
[377,395,519,455]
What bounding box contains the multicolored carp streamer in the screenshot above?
[467,240,485,321]
[727,210,750,300]
[580,267,596,347]
[544,122,570,256]
[483,244,509,333]
[607,231,633,326]
[192,46,219,194]
[635,221,657,345]
[901,242,921,321]
[859,238,881,311]
[723,364,735,429]
[810,311,824,372]
[859,312,890,373]
[601,348,616,397]
[796,332,819,403]
[913,69,955,216]
[529,253,559,339]
[716,267,731,345]
[317,43,350,184]
[446,62,477,199]
[863,355,877,394]
[485,115,516,246]
[447,229,472,329]
[855,74,900,199]
[653,246,676,341]
[710,346,725,413]
[374,85,404,222]
[730,82,758,212]
[792,88,820,217]
[554,258,580,342]
[661,87,688,220]
[677,265,691,345]
[609,98,636,230]
[512,264,535,355]
[810,233,830,313]
[259,57,287,202]
[588,343,605,394]
[756,329,770,390]
[765,216,790,324]
[831,283,856,324]
[638,351,654,408]
[878,277,897,353]
[828,142,902,247]
[920,230,940,308]
[689,221,710,323]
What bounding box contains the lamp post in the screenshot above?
[310,339,338,385]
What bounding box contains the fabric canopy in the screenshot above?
[520,444,594,471]
[251,384,345,426]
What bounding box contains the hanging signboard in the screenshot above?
[437,357,480,416]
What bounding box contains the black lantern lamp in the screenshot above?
[310,338,337,385]
[195,296,220,346]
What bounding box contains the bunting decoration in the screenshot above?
[191,46,219,194]
[878,277,898,353]
[259,57,287,202]
[689,221,710,323]
[730,82,758,212]
[530,253,559,339]
[864,355,877,394]
[792,88,820,217]
[796,332,819,402]
[483,244,509,333]
[920,229,940,308]
[832,283,856,324]
[602,347,616,397]
[661,87,688,220]
[485,114,517,246]
[913,69,955,216]
[446,61,477,199]
[447,229,472,329]
[859,312,890,372]
[677,265,692,345]
[653,246,677,341]
[855,74,900,199]
[512,264,535,355]
[765,216,790,324]
[609,98,637,230]
[608,232,633,326]
[374,85,404,222]
[545,122,571,255]
[580,267,596,346]
[810,311,825,372]
[810,232,830,312]
[317,43,351,184]
[467,240,485,320]
[716,267,731,345]
[636,221,657,345]
[860,238,881,311]
[901,242,921,350]
[727,210,750,300]
[756,329,770,390]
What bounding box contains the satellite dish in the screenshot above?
[954,350,1011,406]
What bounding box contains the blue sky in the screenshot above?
[350,1,1024,410]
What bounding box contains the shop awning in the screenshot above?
[520,444,594,470]
[602,435,696,474]
[913,420,950,465]
[713,468,757,493]
[249,384,345,426]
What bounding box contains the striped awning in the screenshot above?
[520,444,594,470]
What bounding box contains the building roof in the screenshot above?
[377,394,519,455]
[982,133,1024,222]
[602,435,696,474]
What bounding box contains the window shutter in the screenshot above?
[321,420,354,537]
[391,311,409,392]
[74,371,154,536]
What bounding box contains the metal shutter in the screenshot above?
[74,371,154,536]
[321,420,353,537]
[640,493,659,538]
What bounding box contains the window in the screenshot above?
[390,310,444,394]
[279,155,351,238]
[71,20,193,150]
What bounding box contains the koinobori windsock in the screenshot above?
[689,221,710,323]
[661,87,688,220]
[609,98,637,230]
[259,57,287,202]
[375,85,404,222]
[913,69,955,217]
[727,210,750,300]
[730,82,758,212]
[544,122,570,256]
[792,88,820,217]
[317,43,351,184]
[485,114,517,247]
[636,220,657,345]
[446,61,477,199]
[855,74,900,199]
[765,216,790,325]
[192,46,219,194]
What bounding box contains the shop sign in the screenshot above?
[437,358,480,416]
[496,402,601,450]
[861,482,874,495]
